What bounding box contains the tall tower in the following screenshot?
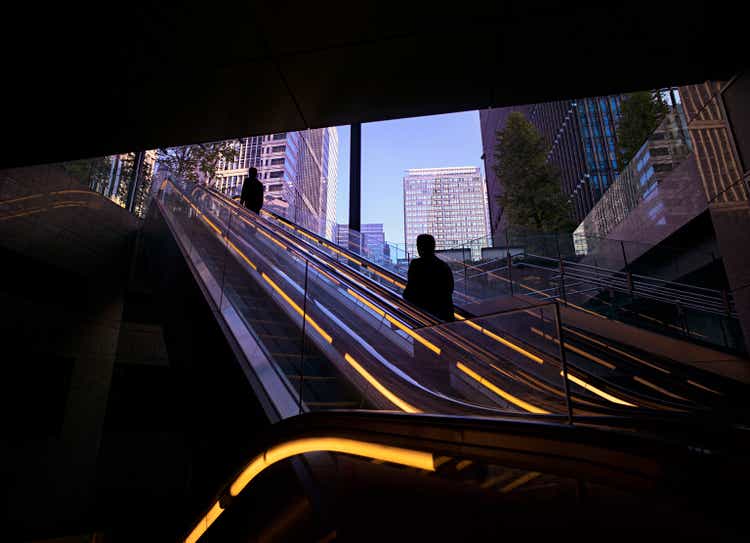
[213,127,338,236]
[403,167,490,260]
[480,95,624,233]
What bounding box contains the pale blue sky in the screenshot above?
[335,110,485,246]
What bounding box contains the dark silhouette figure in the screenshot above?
[403,234,455,322]
[240,167,264,213]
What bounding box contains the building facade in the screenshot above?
[574,108,692,244]
[334,223,387,264]
[403,166,490,261]
[214,128,338,236]
[679,78,750,345]
[480,95,624,236]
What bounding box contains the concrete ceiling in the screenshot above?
[2,1,744,168]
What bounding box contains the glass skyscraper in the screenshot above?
[214,128,338,236]
[480,94,624,232]
[334,223,387,264]
[403,166,490,261]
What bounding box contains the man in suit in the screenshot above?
[403,234,455,322]
[240,167,264,213]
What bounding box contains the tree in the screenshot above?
[157,145,201,182]
[157,140,239,185]
[616,91,669,168]
[61,155,113,191]
[194,141,239,186]
[494,112,574,233]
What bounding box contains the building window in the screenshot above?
[272,133,287,140]
[269,170,284,178]
[272,145,286,153]
[271,158,285,165]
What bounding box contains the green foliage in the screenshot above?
[616,91,669,168]
[494,112,574,233]
[61,155,113,191]
[158,140,240,185]
[195,141,239,186]
[157,146,200,182]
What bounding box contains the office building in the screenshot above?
[480,95,624,235]
[334,223,387,264]
[575,108,692,243]
[403,166,490,261]
[214,128,338,235]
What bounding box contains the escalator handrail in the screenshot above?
[182,409,750,543]
[192,184,714,413]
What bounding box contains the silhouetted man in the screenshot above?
[403,234,455,322]
[240,167,264,213]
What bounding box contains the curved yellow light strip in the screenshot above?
[230,437,434,497]
[344,353,421,413]
[562,371,636,407]
[456,362,550,414]
[185,501,224,543]
[456,314,543,365]
[185,438,433,543]
[261,273,333,343]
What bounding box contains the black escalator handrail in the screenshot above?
[181,409,750,543]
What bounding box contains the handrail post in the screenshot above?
[556,234,567,303]
[554,301,574,425]
[506,229,513,296]
[298,259,310,415]
[620,240,634,295]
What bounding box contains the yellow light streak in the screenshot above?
[343,353,420,413]
[455,314,543,364]
[201,214,222,235]
[323,243,363,265]
[633,376,688,401]
[262,273,332,343]
[371,268,405,287]
[561,326,669,374]
[385,314,442,355]
[229,437,435,497]
[0,208,45,221]
[562,371,636,407]
[184,501,223,543]
[316,267,341,285]
[227,239,257,270]
[0,193,44,205]
[456,362,550,414]
[531,327,615,370]
[434,456,452,468]
[259,228,288,250]
[686,379,722,396]
[455,460,473,471]
[500,471,541,493]
[347,288,386,317]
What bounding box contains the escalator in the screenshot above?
[157,179,687,419]
[147,179,750,542]
[154,178,750,421]
[184,410,750,542]
[253,201,750,416]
